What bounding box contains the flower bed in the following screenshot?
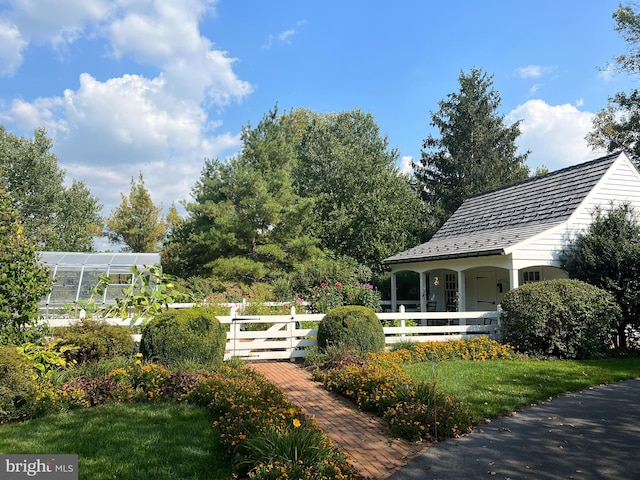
[24,357,360,479]
[313,337,518,442]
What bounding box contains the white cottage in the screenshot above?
[383,152,640,313]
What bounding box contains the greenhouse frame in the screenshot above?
[38,252,161,314]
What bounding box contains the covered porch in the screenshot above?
[388,254,566,314]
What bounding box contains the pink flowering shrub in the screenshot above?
[308,278,381,313]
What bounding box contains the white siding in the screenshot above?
[510,154,640,268]
[572,155,640,227]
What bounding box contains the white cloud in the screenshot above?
[400,155,413,175]
[0,0,250,223]
[515,65,554,79]
[0,20,27,76]
[108,0,209,64]
[3,0,112,46]
[506,99,605,171]
[265,20,306,48]
[278,29,295,44]
[528,84,540,96]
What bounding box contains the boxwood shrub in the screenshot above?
[140,308,226,367]
[500,279,620,359]
[55,319,135,364]
[316,305,385,354]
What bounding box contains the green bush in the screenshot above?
[308,280,382,313]
[0,345,36,423]
[55,319,135,364]
[500,279,620,359]
[316,306,385,354]
[140,308,226,366]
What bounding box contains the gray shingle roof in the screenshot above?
[384,152,620,264]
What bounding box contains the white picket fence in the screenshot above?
[43,306,501,361]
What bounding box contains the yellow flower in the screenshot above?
[136,352,143,358]
[292,419,301,428]
[135,360,141,365]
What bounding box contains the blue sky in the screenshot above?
[0,0,636,232]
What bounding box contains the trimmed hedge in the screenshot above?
[316,305,385,354]
[500,279,620,359]
[56,319,135,364]
[140,308,226,366]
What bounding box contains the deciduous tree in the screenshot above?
[414,68,530,236]
[0,126,102,251]
[294,109,424,271]
[105,173,167,252]
[587,4,640,166]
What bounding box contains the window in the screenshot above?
[523,271,540,284]
[445,273,458,311]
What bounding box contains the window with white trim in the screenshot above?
[523,271,540,284]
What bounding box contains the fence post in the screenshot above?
[289,306,296,362]
[399,305,406,339]
[230,305,238,359]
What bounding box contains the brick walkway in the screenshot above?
[250,361,429,480]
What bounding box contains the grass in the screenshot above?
[404,356,640,422]
[0,402,231,480]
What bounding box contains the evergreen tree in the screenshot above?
[414,68,530,236]
[167,108,319,280]
[0,185,51,345]
[105,173,167,252]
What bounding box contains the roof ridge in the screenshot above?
[465,151,621,200]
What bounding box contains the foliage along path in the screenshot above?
[250,361,429,480]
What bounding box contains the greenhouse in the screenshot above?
[38,252,161,312]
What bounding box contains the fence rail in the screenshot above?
[43,307,501,361]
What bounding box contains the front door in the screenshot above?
[476,269,497,311]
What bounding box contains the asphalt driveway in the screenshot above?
[389,379,640,480]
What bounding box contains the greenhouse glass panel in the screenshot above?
[77,268,102,302]
[38,252,161,310]
[48,269,81,305]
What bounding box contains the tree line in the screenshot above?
[2,3,640,306]
[0,68,533,301]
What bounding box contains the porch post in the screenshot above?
[419,271,427,312]
[510,268,519,290]
[457,271,466,312]
[390,271,398,312]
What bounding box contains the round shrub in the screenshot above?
[56,319,135,364]
[500,279,620,359]
[140,308,226,367]
[316,306,384,354]
[0,345,36,423]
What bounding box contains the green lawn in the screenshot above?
[0,402,231,480]
[404,357,640,422]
